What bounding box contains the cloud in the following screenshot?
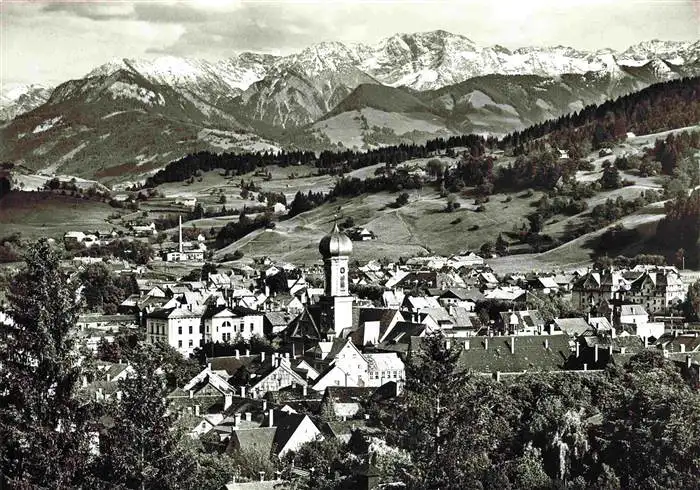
[3,0,699,87]
[41,1,135,21]
[132,3,210,24]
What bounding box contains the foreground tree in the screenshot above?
[91,343,195,488]
[385,333,518,488]
[0,240,93,487]
[684,279,700,322]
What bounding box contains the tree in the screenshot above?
[528,213,544,233]
[394,192,410,207]
[496,233,509,255]
[192,202,205,219]
[80,263,136,313]
[384,333,507,488]
[480,241,495,257]
[200,262,218,281]
[426,158,445,180]
[600,165,622,190]
[685,280,700,322]
[91,343,196,489]
[0,240,93,488]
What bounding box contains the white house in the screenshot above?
[310,338,405,391]
[146,304,205,356]
[202,306,265,343]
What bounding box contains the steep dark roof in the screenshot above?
[264,311,292,327]
[384,322,428,343]
[260,410,310,453]
[233,305,264,317]
[554,318,591,337]
[352,307,399,337]
[230,427,277,455]
[207,355,257,376]
[322,419,378,439]
[456,335,571,373]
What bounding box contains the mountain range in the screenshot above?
[2,31,699,182]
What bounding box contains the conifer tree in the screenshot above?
[91,343,195,489]
[0,239,93,488]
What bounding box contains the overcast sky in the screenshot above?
[2,0,699,87]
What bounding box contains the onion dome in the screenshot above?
[319,223,353,258]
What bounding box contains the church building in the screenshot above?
[287,223,356,343]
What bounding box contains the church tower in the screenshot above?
[318,223,354,338]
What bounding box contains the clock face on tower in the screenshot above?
[340,267,346,273]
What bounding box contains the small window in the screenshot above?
[189,339,193,348]
[178,326,182,335]
[250,323,254,331]
[189,325,193,335]
[178,340,182,348]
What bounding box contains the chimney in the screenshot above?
[484,338,489,350]
[259,471,265,482]
[235,349,240,359]
[245,412,252,422]
[544,338,549,350]
[583,363,588,371]
[681,344,686,354]
[178,215,183,254]
[246,349,250,356]
[608,345,613,356]
[495,371,501,382]
[262,399,267,411]
[510,337,515,354]
[268,409,274,427]
[687,355,692,368]
[463,339,470,350]
[644,336,649,348]
[195,405,200,416]
[576,342,580,358]
[224,393,232,410]
[260,351,266,363]
[207,362,212,371]
[189,390,194,399]
[594,345,599,363]
[620,347,626,354]
[445,339,451,350]
[302,385,308,397]
[240,386,246,398]
[234,413,241,427]
[106,373,111,382]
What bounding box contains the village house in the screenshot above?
[626,268,687,313]
[225,409,321,458]
[202,305,264,343]
[453,334,572,375]
[146,302,206,356]
[571,270,628,310]
[308,338,405,392]
[131,222,157,237]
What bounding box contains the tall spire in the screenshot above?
[178,215,183,253]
